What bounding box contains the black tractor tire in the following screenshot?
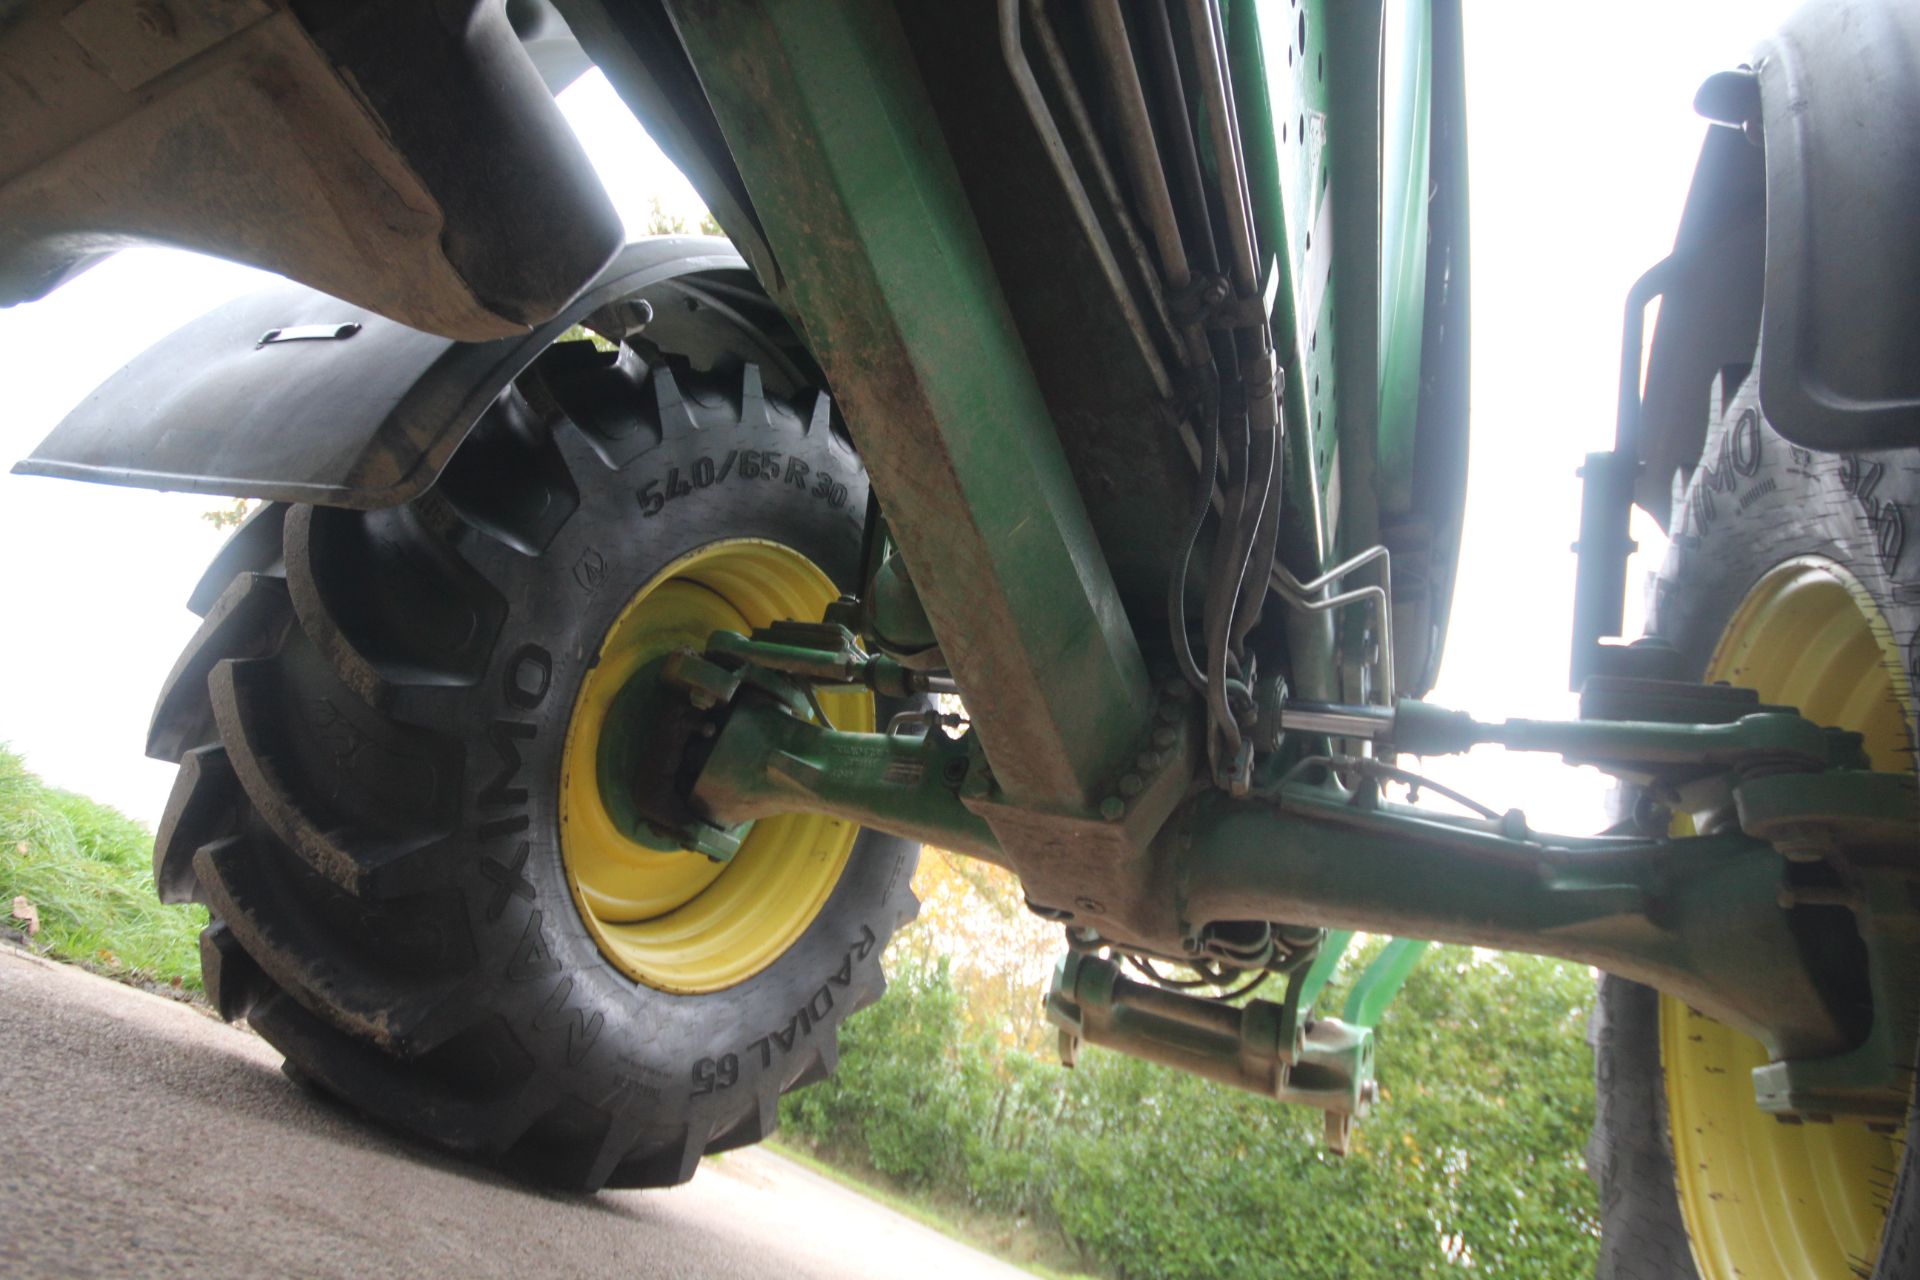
[1588,977,1705,1280]
[148,349,919,1191]
[1588,366,1920,1278]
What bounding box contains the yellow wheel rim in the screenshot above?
[558,539,872,994]
[1662,556,1914,1279]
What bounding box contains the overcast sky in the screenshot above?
[0,1,1798,828]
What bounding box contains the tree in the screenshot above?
[643,194,723,237]
[202,497,253,531]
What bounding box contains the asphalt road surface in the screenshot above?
[0,947,1032,1279]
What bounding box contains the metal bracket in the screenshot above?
[689,680,1001,863]
[1269,545,1395,710]
[257,322,362,346]
[705,624,956,700]
[1752,870,1920,1121]
[1568,256,1696,690]
[1044,951,1374,1153]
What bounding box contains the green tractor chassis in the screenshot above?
[611,0,1918,1146]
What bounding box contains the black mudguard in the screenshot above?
[12,238,808,509]
[1638,0,1920,515]
[1751,0,1920,453]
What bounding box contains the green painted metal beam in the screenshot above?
[1178,787,1859,1063]
[691,693,1003,863]
[1294,931,1430,1028]
[665,0,1151,812]
[1376,0,1433,513]
[1294,926,1352,1011]
[1342,936,1430,1028]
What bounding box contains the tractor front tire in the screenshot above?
[1588,366,1920,1279]
[149,350,918,1190]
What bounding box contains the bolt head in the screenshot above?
[1099,795,1126,821]
[134,0,177,39]
[1118,773,1144,797]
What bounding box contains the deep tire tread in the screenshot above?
[433,385,582,557]
[284,502,507,707]
[206,655,453,897]
[246,987,550,1156]
[152,744,241,905]
[193,834,470,1055]
[186,502,288,616]
[147,572,292,763]
[200,915,278,1024]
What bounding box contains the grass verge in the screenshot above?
[0,744,204,991]
[766,1136,1101,1280]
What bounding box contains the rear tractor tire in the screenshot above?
[149,346,918,1190]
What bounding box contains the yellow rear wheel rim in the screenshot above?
[1662,556,1913,1279]
[558,539,871,994]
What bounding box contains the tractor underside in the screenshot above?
[6,0,1919,1166]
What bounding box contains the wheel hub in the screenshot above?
[1663,556,1914,1280]
[558,539,874,994]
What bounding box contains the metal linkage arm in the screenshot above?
[1279,697,1841,773]
[691,690,1002,864]
[1176,787,1862,1063]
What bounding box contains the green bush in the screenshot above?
[0,745,205,987]
[784,943,1599,1278]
